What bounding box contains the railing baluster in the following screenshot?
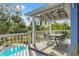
[17,36,19,56]
[22,35,24,56]
[12,36,15,56]
[14,36,16,56]
[26,34,28,56]
[27,33,30,56]
[15,36,17,56]
[24,34,26,56]
[16,36,19,56]
[3,37,6,56]
[9,37,10,55]
[18,35,20,56]
[21,35,23,56]
[23,35,25,56]
[19,35,21,56]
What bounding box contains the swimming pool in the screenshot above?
[0,45,27,56]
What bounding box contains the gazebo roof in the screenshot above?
[26,3,70,20]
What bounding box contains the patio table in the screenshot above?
[49,34,63,36]
[48,33,64,46]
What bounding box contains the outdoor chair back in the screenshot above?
[56,35,65,41]
[43,32,54,46]
[43,32,50,40]
[49,35,55,40]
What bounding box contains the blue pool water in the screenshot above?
[0,46,26,56]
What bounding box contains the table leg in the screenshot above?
[55,37,58,46]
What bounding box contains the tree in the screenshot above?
[51,21,70,38]
[51,21,70,30]
[0,4,27,34]
[0,4,12,34]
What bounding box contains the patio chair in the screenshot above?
[56,35,65,41]
[55,34,65,46]
[49,34,59,46]
[43,32,50,40]
[43,32,54,46]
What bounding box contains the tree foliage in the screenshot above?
[51,21,70,30]
[0,4,27,34]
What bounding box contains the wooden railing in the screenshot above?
[0,30,71,56]
[0,32,32,56]
[35,30,70,42]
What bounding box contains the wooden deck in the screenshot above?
[32,38,70,56]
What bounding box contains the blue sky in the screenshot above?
[19,3,70,25]
[22,3,46,14]
[20,3,46,25]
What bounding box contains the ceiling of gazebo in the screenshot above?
[26,3,70,21]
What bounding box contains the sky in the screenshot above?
[21,3,46,14]
[17,3,70,26]
[19,3,46,25]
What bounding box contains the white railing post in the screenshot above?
[32,17,35,46]
[49,21,52,33]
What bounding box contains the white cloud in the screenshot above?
[21,15,31,26]
[21,5,25,10]
[16,4,25,11]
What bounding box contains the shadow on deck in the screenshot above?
[29,38,70,56]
